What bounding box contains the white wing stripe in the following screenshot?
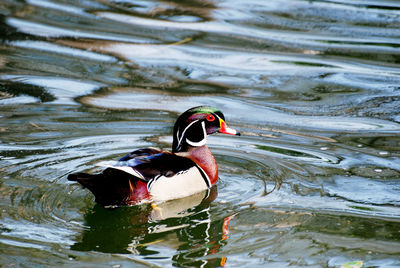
[107,166,145,180]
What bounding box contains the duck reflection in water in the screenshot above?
[71,186,233,267]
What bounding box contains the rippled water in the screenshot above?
[1,0,400,267]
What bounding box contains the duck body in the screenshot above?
[68,106,239,206]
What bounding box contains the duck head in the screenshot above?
[172,106,240,153]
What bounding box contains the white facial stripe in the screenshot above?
[176,127,180,148]
[176,119,200,149]
[186,121,207,147]
[215,114,222,122]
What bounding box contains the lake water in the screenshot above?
[1,0,400,267]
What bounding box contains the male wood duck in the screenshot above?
[68,106,240,206]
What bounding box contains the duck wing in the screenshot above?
[106,148,197,181]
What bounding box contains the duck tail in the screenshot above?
[67,172,96,184]
[67,169,135,206]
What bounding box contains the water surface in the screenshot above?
[1,0,400,267]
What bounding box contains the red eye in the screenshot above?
[206,114,215,122]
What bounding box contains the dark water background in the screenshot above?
[1,0,400,267]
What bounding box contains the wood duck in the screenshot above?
[68,106,240,206]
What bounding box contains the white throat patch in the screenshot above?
[185,121,207,147]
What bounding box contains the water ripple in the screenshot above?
[1,0,400,266]
[81,88,400,131]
